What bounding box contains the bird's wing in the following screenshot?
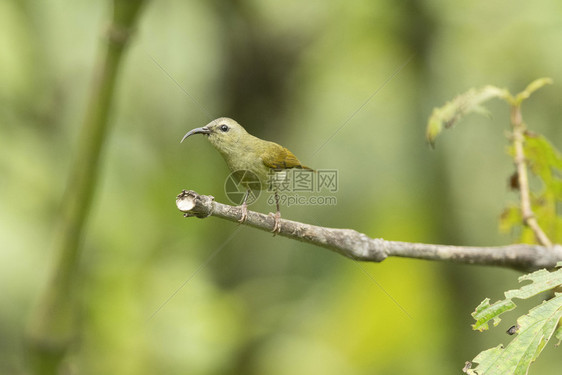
[261,143,306,170]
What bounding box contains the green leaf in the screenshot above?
[521,133,562,243]
[506,268,562,299]
[426,85,509,146]
[524,133,562,181]
[467,295,562,375]
[472,298,517,332]
[467,265,562,375]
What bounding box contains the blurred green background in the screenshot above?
[1,0,561,374]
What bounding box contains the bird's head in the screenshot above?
[181,117,249,153]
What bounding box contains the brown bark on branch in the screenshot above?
[510,105,553,247]
[176,190,562,273]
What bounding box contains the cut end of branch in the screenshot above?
[176,190,214,218]
[176,190,197,212]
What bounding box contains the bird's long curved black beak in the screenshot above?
[180,126,211,143]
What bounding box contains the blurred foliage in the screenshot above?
[426,78,552,146]
[426,77,561,246]
[501,133,562,244]
[2,0,562,374]
[427,77,562,373]
[426,84,507,147]
[24,1,148,374]
[466,263,562,375]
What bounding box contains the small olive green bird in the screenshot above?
[181,117,312,233]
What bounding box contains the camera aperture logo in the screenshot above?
[224,169,338,206]
[224,170,262,205]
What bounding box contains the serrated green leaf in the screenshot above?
[468,295,562,375]
[505,268,562,300]
[472,268,562,332]
[521,133,562,243]
[466,345,504,375]
[468,266,562,375]
[514,78,553,104]
[426,85,509,146]
[524,133,562,181]
[472,298,517,331]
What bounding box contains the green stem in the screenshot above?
[25,1,147,373]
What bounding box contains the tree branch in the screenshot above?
[176,190,562,273]
[510,105,553,247]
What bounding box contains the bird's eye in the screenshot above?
[219,124,229,132]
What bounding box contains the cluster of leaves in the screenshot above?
[426,77,562,245]
[426,78,562,374]
[465,263,562,375]
[501,134,562,244]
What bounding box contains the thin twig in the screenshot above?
[510,105,553,247]
[176,190,562,272]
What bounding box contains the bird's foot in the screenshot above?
[238,202,248,224]
[269,211,281,235]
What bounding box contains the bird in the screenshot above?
[181,117,312,233]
